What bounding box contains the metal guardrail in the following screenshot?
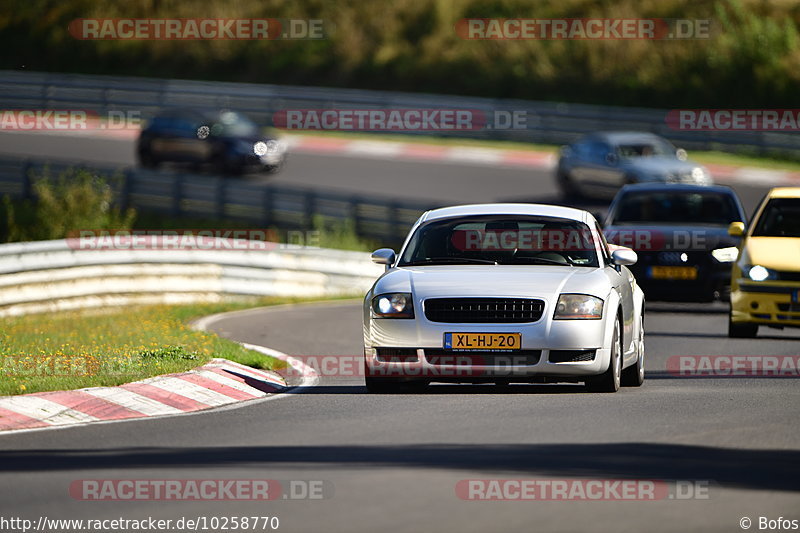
[0,156,435,246]
[2,70,799,155]
[0,238,383,317]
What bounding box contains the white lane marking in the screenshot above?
[0,396,98,426]
[445,147,504,165]
[192,369,268,397]
[83,387,184,416]
[345,141,405,158]
[145,377,238,407]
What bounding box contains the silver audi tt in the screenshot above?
[362,203,645,393]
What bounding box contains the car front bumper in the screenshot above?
[364,315,612,381]
[731,280,800,327]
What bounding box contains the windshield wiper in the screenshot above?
[502,257,575,266]
[403,257,498,266]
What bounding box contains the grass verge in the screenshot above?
[0,296,347,396]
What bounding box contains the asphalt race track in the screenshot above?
[0,130,774,211]
[0,131,798,532]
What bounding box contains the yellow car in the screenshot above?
[728,187,800,337]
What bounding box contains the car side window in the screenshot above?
[572,141,590,159]
[589,141,611,163]
[595,222,611,265]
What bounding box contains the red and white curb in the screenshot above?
[0,358,287,433]
[283,135,557,169]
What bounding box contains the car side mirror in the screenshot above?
[371,248,396,269]
[727,221,745,237]
[611,247,637,266]
[676,148,688,161]
[605,153,618,165]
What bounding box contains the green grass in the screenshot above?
[0,296,345,396]
[283,130,800,172]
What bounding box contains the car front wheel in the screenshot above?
[621,314,645,387]
[586,315,621,393]
[728,316,758,338]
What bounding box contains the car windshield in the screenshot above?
[611,191,741,225]
[398,215,599,267]
[616,139,676,159]
[752,198,800,237]
[210,111,260,137]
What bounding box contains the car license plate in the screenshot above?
[444,333,521,351]
[649,266,698,280]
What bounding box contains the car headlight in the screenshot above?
[745,265,773,282]
[253,141,268,156]
[711,246,738,263]
[372,293,414,318]
[554,294,603,320]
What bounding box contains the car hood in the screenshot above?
[742,237,800,271]
[604,224,738,252]
[374,265,611,302]
[620,157,701,174]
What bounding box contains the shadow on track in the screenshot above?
[299,384,589,395]
[3,443,799,493]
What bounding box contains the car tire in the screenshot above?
[263,160,285,174]
[586,315,621,393]
[728,317,758,338]
[137,150,158,169]
[621,314,645,387]
[557,169,581,199]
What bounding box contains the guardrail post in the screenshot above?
[349,197,361,237]
[304,190,316,229]
[171,175,183,217]
[388,202,400,242]
[119,169,132,211]
[22,160,32,200]
[261,186,272,226]
[216,177,226,219]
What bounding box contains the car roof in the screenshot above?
[617,183,735,195]
[766,187,800,199]
[419,203,590,224]
[581,131,666,144]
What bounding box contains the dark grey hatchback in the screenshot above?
[556,131,712,200]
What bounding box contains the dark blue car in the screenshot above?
[137,109,286,175]
[603,183,747,302]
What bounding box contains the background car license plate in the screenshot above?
[444,333,521,351]
[649,266,698,280]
